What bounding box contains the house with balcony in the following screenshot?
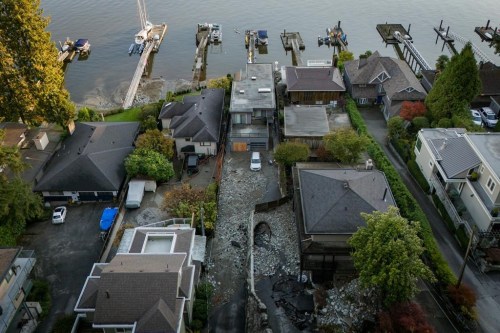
[281,65,345,105]
[74,224,205,333]
[292,163,395,281]
[229,63,276,151]
[415,128,500,235]
[0,248,37,333]
[343,51,426,121]
[158,88,225,157]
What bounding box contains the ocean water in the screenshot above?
[40,0,499,104]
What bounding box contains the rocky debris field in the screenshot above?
[207,152,273,304]
[253,202,300,278]
[316,279,378,331]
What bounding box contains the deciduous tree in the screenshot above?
[135,129,174,159]
[349,207,435,307]
[125,148,174,182]
[323,128,369,164]
[207,76,232,94]
[399,101,427,121]
[0,0,75,127]
[274,142,309,167]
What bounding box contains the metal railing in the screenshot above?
[393,31,432,70]
[447,31,492,64]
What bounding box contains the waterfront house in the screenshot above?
[415,128,500,235]
[292,163,395,281]
[158,88,225,157]
[0,248,37,333]
[74,224,205,333]
[34,122,139,202]
[229,63,276,151]
[281,65,345,105]
[343,51,426,121]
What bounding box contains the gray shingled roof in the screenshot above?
[299,169,395,234]
[344,51,425,100]
[158,89,224,143]
[284,67,345,92]
[0,248,21,281]
[284,105,330,137]
[429,137,481,178]
[34,122,139,192]
[136,298,182,333]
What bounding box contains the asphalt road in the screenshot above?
[20,203,109,333]
[359,107,500,332]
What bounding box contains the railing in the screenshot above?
[393,31,432,70]
[447,30,492,64]
[430,174,466,229]
[143,218,192,228]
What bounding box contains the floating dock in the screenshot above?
[123,23,168,109]
[318,21,348,53]
[57,38,90,63]
[376,23,412,44]
[474,20,499,42]
[280,31,305,51]
[196,23,222,46]
[433,20,458,55]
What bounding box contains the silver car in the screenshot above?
[479,107,498,128]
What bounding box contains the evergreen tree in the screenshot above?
[425,43,481,123]
[0,0,75,127]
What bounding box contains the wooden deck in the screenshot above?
[376,23,412,44]
[280,31,305,51]
[192,32,209,89]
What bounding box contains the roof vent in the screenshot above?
[343,182,349,189]
[251,76,257,80]
[258,88,271,93]
[239,90,245,94]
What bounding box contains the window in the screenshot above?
[487,177,496,193]
[358,98,368,104]
[185,138,191,142]
[200,142,211,146]
[5,268,14,282]
[415,137,422,152]
[359,84,367,88]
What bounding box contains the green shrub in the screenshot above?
[407,159,430,193]
[27,280,51,318]
[190,319,204,330]
[345,97,457,286]
[391,138,413,163]
[437,118,454,128]
[455,225,470,250]
[193,299,209,322]
[196,282,214,300]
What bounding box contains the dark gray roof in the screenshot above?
[34,122,139,192]
[230,63,276,113]
[467,133,500,177]
[0,122,27,147]
[77,277,99,309]
[479,63,500,96]
[128,227,194,256]
[285,67,345,92]
[428,137,481,178]
[93,254,185,327]
[284,105,329,137]
[298,169,395,234]
[344,51,425,100]
[159,89,224,143]
[136,298,183,333]
[0,248,21,281]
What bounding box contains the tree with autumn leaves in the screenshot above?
[399,101,427,121]
[0,0,75,128]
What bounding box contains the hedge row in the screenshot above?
[407,159,430,193]
[345,98,457,285]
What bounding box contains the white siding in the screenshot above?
[460,183,492,231]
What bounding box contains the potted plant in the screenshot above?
[468,171,479,181]
[491,207,499,217]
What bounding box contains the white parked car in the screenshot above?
[250,152,262,171]
[52,206,67,224]
[470,109,482,126]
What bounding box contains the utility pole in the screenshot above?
[456,227,476,288]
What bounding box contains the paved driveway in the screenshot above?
[20,203,110,333]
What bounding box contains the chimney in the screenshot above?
[359,54,368,69]
[332,54,338,68]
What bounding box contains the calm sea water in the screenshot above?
[40,0,499,104]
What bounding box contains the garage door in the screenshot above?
[232,142,247,152]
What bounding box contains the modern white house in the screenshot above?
[415,128,500,235]
[0,248,37,333]
[74,224,206,333]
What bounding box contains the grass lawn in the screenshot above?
[173,91,201,102]
[105,107,142,122]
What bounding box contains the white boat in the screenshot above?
[134,21,153,45]
[210,24,222,43]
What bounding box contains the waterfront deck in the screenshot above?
[123,23,168,109]
[433,20,458,55]
[192,32,209,89]
[376,23,412,44]
[280,31,305,51]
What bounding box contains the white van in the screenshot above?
[250,152,261,171]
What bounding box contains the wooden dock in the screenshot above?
[247,31,256,63]
[474,20,499,42]
[281,30,305,66]
[376,23,412,44]
[122,23,168,109]
[192,33,209,89]
[434,20,458,55]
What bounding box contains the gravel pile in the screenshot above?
[253,202,300,277]
[316,279,378,331]
[207,155,269,303]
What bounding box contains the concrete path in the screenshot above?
[359,107,500,333]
